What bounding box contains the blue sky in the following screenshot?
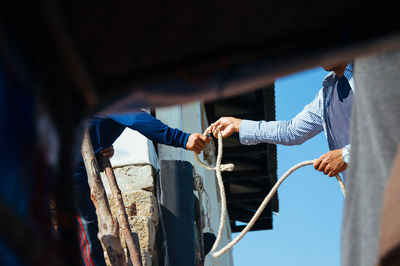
[231,67,345,266]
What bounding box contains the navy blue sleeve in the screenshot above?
[108,112,190,149]
[88,116,126,154]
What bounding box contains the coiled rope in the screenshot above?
[194,126,346,258]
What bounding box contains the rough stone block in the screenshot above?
[106,190,158,265]
[101,162,159,266]
[108,190,158,225]
[128,216,157,255]
[101,164,155,193]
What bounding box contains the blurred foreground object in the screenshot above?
[1,0,400,263]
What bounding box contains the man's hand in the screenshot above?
[209,117,242,139]
[99,145,114,159]
[186,133,212,154]
[314,149,347,177]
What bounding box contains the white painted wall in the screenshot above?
[111,128,159,169]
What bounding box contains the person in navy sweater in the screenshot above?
[74,112,210,266]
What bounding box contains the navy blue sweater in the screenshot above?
[88,112,190,154]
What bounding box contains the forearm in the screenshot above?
[239,119,322,146]
[109,112,190,148]
[150,124,190,148]
[239,90,324,146]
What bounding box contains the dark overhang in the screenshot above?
[2,1,400,112]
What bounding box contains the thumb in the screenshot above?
[199,134,208,142]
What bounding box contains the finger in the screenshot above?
[195,142,204,151]
[209,125,216,137]
[214,119,222,126]
[323,167,331,175]
[314,159,322,170]
[328,170,335,177]
[211,120,221,130]
[209,125,215,134]
[196,141,206,151]
[193,147,200,154]
[195,140,206,150]
[198,140,206,149]
[318,161,328,172]
[316,159,326,171]
[206,137,212,144]
[213,126,221,138]
[216,125,224,134]
[198,134,208,142]
[187,144,198,153]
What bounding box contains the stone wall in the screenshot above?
[101,163,158,266]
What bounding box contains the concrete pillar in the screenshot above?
[159,160,196,266]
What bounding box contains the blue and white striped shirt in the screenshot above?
[239,65,354,152]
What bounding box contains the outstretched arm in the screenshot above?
[210,90,325,146]
[109,112,210,153]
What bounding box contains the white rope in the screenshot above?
[194,126,346,258]
[194,127,233,256]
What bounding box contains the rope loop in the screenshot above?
[194,126,346,258]
[194,128,234,172]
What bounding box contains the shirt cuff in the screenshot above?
[342,144,351,164]
[239,120,260,145]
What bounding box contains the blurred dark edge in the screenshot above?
[0,0,399,264]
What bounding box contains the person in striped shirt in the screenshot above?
[210,62,353,181]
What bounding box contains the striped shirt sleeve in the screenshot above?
[239,89,325,146]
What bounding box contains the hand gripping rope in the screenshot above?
[194,127,346,258]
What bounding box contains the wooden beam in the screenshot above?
[101,156,143,266]
[81,129,128,266]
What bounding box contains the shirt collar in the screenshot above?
[343,63,353,82]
